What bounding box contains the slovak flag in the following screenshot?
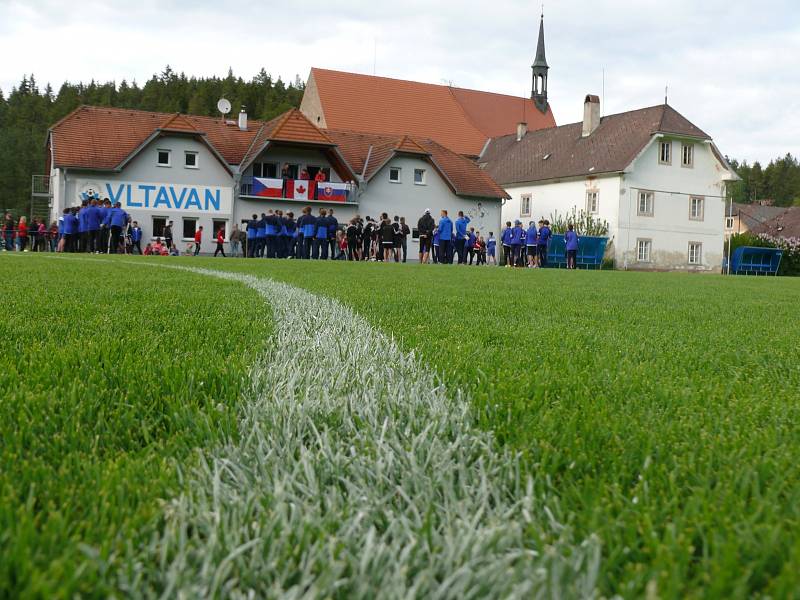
[317,182,349,203]
[292,180,316,201]
[252,177,283,198]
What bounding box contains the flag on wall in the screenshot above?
[317,182,349,203]
[252,178,283,198]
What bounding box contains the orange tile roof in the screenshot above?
[49,106,508,200]
[50,106,260,169]
[308,68,555,156]
[325,129,508,200]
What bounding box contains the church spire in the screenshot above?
[531,13,549,114]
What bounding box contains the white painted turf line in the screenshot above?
[98,263,600,598]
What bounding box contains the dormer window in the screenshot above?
[659,141,671,165]
[157,149,171,167]
[184,151,198,169]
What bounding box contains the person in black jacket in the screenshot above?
[362,217,375,261]
[417,209,435,264]
[380,213,395,262]
[346,218,360,261]
[327,209,338,260]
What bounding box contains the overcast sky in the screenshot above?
[1,0,798,164]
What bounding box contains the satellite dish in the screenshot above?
[217,98,231,115]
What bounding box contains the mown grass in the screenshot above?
[0,256,270,598]
[204,258,800,599]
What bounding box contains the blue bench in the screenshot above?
[731,246,782,276]
[546,235,609,269]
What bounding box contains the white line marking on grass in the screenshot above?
[41,258,600,597]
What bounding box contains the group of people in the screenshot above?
[3,214,59,252]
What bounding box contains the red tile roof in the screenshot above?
[308,68,555,157]
[481,104,714,185]
[326,129,508,200]
[49,105,508,200]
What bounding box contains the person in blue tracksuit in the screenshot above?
[315,208,329,260]
[526,221,539,268]
[86,200,103,253]
[285,212,296,259]
[104,202,129,253]
[565,223,579,269]
[454,211,471,264]
[327,209,338,260]
[537,219,552,268]
[263,209,277,259]
[98,199,112,252]
[501,221,513,267]
[246,214,258,258]
[509,220,524,267]
[437,210,453,264]
[466,227,477,265]
[276,210,288,258]
[256,213,267,257]
[62,207,78,252]
[487,232,497,266]
[297,206,317,259]
[131,221,143,254]
[77,200,89,252]
[432,227,440,264]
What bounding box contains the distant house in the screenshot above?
[747,206,800,239]
[46,106,508,254]
[480,95,740,271]
[724,202,790,238]
[301,18,556,158]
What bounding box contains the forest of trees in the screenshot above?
[0,67,304,214]
[1,67,799,215]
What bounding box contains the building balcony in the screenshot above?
[239,177,358,204]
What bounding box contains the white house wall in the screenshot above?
[621,138,727,271]
[55,135,234,253]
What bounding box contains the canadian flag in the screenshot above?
[292,180,316,201]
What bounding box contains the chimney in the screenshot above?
[516,122,528,142]
[582,95,601,137]
[238,106,248,131]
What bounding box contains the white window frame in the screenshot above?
[151,216,168,240]
[520,194,532,217]
[389,167,402,184]
[586,190,599,214]
[689,196,705,221]
[413,168,427,186]
[637,191,654,217]
[184,151,199,169]
[659,141,672,165]
[681,143,694,168]
[725,216,735,230]
[688,241,702,265]
[636,238,652,263]
[157,149,171,167]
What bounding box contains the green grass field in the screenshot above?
[2,254,799,598]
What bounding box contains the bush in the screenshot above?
[549,208,610,236]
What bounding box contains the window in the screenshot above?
[586,191,599,214]
[254,162,278,178]
[184,151,198,169]
[152,217,166,238]
[389,167,402,183]
[637,191,654,217]
[285,164,299,179]
[182,218,197,240]
[688,242,702,265]
[307,166,330,181]
[681,143,694,168]
[659,141,671,165]
[725,216,735,230]
[414,169,426,185]
[637,239,652,263]
[689,196,705,221]
[157,149,171,167]
[212,219,227,237]
[520,194,532,217]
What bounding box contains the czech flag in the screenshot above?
[252,177,283,198]
[317,182,349,203]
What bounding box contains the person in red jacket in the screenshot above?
[193,226,203,256]
[16,216,28,252]
[214,227,226,257]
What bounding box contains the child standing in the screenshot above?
[487,232,497,265]
[565,223,579,269]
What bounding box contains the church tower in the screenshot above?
[531,14,549,114]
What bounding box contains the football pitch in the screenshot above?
[2,254,799,599]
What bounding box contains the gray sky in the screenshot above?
[2,0,798,164]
